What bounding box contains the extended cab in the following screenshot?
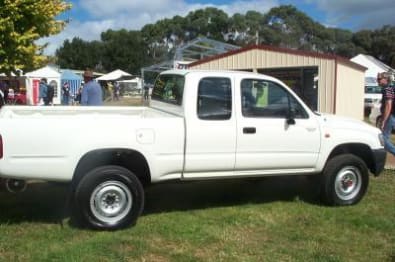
[0,70,387,229]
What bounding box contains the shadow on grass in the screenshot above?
[0,182,70,225]
[0,175,321,226]
[143,175,321,215]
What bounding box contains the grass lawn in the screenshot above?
[0,171,394,262]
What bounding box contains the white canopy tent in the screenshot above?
[25,66,61,105]
[95,69,132,81]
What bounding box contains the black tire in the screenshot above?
[71,165,144,230]
[321,154,369,206]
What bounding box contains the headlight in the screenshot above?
[379,133,384,147]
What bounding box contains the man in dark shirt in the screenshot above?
[379,72,395,156]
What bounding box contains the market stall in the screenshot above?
[25,66,61,105]
[61,69,83,103]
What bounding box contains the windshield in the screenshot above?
[365,86,382,94]
[152,74,185,105]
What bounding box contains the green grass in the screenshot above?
[0,171,394,262]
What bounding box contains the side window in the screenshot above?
[197,77,232,120]
[241,79,308,119]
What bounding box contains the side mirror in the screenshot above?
[286,118,296,125]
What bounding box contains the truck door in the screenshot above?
[235,78,320,172]
[183,76,236,178]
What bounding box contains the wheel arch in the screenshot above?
[72,148,151,187]
[327,143,375,174]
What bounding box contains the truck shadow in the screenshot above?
[143,175,321,215]
[0,176,321,226]
[0,182,70,225]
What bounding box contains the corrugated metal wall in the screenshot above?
[336,62,365,119]
[190,48,364,119]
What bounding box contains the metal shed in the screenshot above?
[189,45,366,120]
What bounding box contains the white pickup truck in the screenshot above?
[0,70,387,230]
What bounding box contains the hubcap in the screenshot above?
[90,181,132,225]
[334,166,362,201]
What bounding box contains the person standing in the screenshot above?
[107,81,114,101]
[81,70,103,106]
[0,88,4,108]
[38,78,48,105]
[0,81,9,104]
[74,85,83,105]
[114,82,120,101]
[46,83,54,106]
[379,72,395,156]
[62,82,70,105]
[143,84,149,101]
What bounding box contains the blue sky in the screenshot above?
[42,0,395,55]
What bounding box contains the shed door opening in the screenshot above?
[259,67,318,111]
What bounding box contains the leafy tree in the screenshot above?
[55,5,395,72]
[370,25,395,67]
[228,13,248,44]
[244,11,264,44]
[0,0,70,75]
[262,5,329,51]
[141,23,167,60]
[56,37,103,71]
[101,29,149,74]
[352,30,372,53]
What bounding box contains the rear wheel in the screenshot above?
[321,154,369,206]
[72,165,144,230]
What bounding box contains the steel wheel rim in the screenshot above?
[334,166,362,201]
[90,180,133,225]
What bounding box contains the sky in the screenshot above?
[40,0,395,55]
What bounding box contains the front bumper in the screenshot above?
[372,149,387,176]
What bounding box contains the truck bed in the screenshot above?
[0,106,173,119]
[0,105,185,182]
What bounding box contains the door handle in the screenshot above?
[243,127,256,134]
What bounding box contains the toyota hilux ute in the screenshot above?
[0,70,386,230]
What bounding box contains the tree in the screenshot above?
[101,29,149,74]
[352,30,372,53]
[370,25,395,67]
[56,38,104,71]
[0,0,70,75]
[55,5,395,72]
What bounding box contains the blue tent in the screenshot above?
[61,70,82,102]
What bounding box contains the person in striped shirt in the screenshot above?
[379,72,395,156]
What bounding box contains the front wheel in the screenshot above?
[321,154,369,206]
[72,165,144,230]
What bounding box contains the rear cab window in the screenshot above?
[152,74,185,105]
[197,77,232,120]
